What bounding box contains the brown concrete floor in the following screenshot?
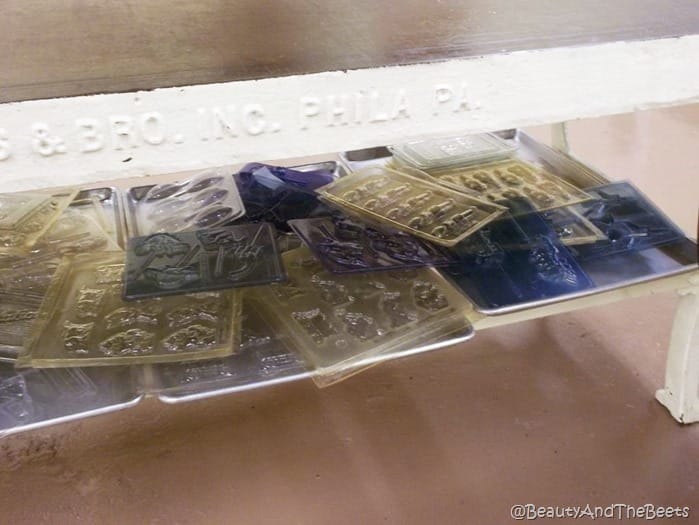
[1,106,698,524]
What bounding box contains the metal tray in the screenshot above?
[155,319,474,404]
[460,237,697,316]
[338,147,393,173]
[511,131,609,189]
[252,247,475,386]
[287,160,345,179]
[0,363,142,437]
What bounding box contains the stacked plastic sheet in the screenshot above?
[0,132,695,436]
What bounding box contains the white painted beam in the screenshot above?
[1,36,698,191]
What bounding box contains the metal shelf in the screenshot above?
[0,3,697,430]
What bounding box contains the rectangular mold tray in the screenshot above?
[443,201,595,314]
[123,168,245,237]
[540,206,607,246]
[317,166,506,247]
[151,297,310,402]
[0,188,77,255]
[0,197,126,362]
[123,223,286,300]
[339,131,608,189]
[425,158,593,213]
[73,187,127,248]
[0,362,142,437]
[289,215,452,273]
[19,252,241,367]
[570,181,687,260]
[252,247,474,386]
[155,307,476,401]
[390,133,516,170]
[0,290,44,362]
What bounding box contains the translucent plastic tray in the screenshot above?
[540,206,607,246]
[157,308,478,401]
[151,297,309,402]
[123,169,245,237]
[233,162,340,232]
[123,223,285,300]
[571,181,687,260]
[0,363,142,437]
[425,158,593,212]
[0,188,77,255]
[341,131,607,189]
[32,206,121,257]
[0,291,44,360]
[253,247,473,386]
[390,133,516,170]
[19,252,241,367]
[444,201,594,313]
[317,167,506,247]
[0,199,124,362]
[72,187,126,248]
[289,215,451,273]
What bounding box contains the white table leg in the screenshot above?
[656,274,699,424]
[550,121,570,153]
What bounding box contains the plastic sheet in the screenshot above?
[390,133,516,170]
[19,252,241,367]
[0,188,77,255]
[571,181,686,259]
[289,215,451,273]
[317,166,505,247]
[425,159,593,212]
[151,297,309,401]
[252,247,473,386]
[445,199,594,312]
[123,169,245,236]
[123,223,285,300]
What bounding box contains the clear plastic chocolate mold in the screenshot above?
[317,166,506,247]
[0,188,77,255]
[123,169,245,237]
[123,223,285,300]
[570,181,687,260]
[19,252,241,367]
[252,247,473,386]
[289,215,451,273]
[390,132,516,170]
[425,158,593,212]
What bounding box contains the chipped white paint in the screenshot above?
[0,35,698,191]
